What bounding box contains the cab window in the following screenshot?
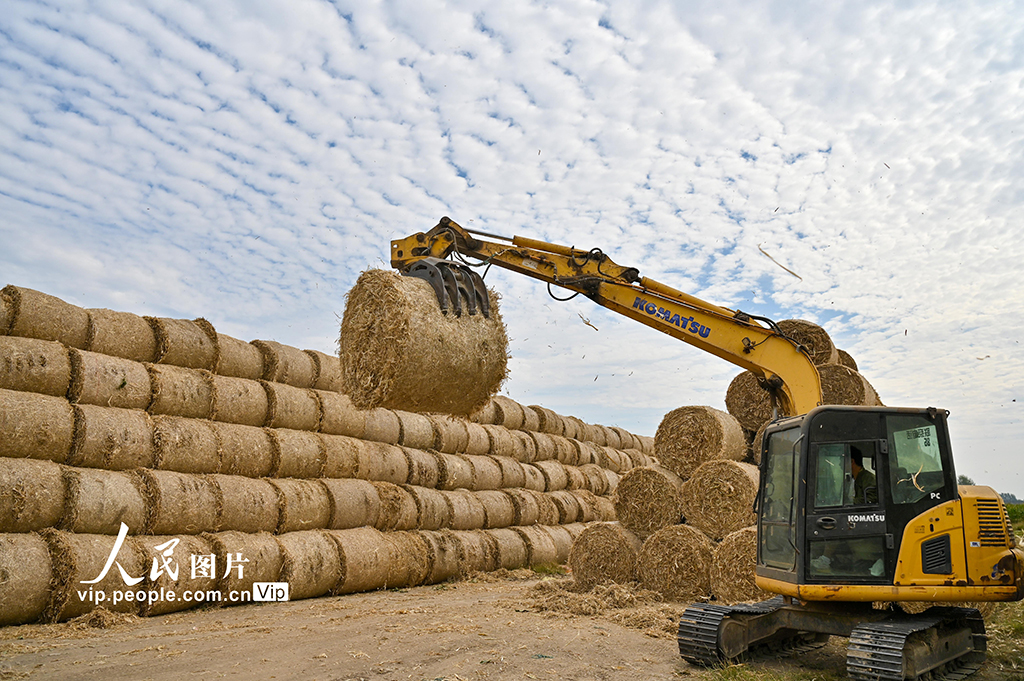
[812,442,879,509]
[887,417,944,504]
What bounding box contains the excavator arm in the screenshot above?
[391,216,822,417]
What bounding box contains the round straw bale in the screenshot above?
[481,423,517,459]
[351,441,408,484]
[598,425,622,450]
[0,294,7,334]
[210,375,268,426]
[320,433,358,479]
[338,270,508,415]
[263,382,321,432]
[636,525,715,601]
[0,533,53,625]
[276,530,342,601]
[510,429,537,463]
[529,432,557,461]
[493,455,526,488]
[414,530,462,585]
[152,415,219,474]
[428,414,469,453]
[213,422,275,477]
[62,467,146,535]
[568,522,641,589]
[514,525,559,566]
[2,286,89,348]
[361,407,402,445]
[568,490,599,522]
[0,389,75,462]
[680,460,759,541]
[251,340,317,389]
[328,526,395,594]
[44,529,146,621]
[317,390,366,438]
[270,428,326,479]
[487,528,529,570]
[776,319,838,366]
[68,350,151,410]
[215,334,264,380]
[435,452,474,490]
[520,405,541,432]
[578,464,609,496]
[372,482,418,531]
[592,494,616,521]
[147,364,213,419]
[710,526,768,604]
[653,405,746,479]
[547,490,581,524]
[305,349,344,392]
[206,530,283,598]
[534,460,569,491]
[599,447,625,473]
[610,427,635,451]
[836,348,858,371]
[602,468,621,493]
[559,416,579,441]
[71,404,155,470]
[0,458,64,532]
[451,530,499,575]
[521,463,547,492]
[725,371,774,432]
[211,474,279,533]
[623,449,650,469]
[470,399,500,425]
[442,489,487,531]
[0,336,72,398]
[504,489,540,526]
[534,492,561,526]
[396,410,436,450]
[321,478,381,530]
[147,317,218,371]
[750,421,770,465]
[270,478,331,533]
[575,440,602,467]
[550,435,578,466]
[463,454,503,491]
[637,435,655,455]
[819,363,882,406]
[383,531,431,588]
[564,464,587,491]
[476,490,515,528]
[492,396,525,430]
[86,308,157,362]
[403,446,441,489]
[138,469,220,535]
[613,466,686,540]
[464,422,491,456]
[403,484,451,530]
[530,406,565,435]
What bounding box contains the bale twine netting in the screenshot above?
[654,405,745,479]
[636,524,716,602]
[152,415,220,474]
[270,478,332,534]
[547,490,582,524]
[212,474,279,534]
[521,464,547,492]
[71,404,155,470]
[528,431,557,462]
[1,285,90,349]
[263,382,321,432]
[86,308,157,363]
[481,423,517,459]
[214,422,275,478]
[442,489,487,531]
[476,489,516,528]
[0,457,65,533]
[216,334,264,380]
[836,348,858,372]
[680,460,760,541]
[321,432,359,479]
[463,454,504,491]
[492,395,526,429]
[464,422,491,456]
[147,364,214,419]
[819,363,882,406]
[277,529,342,601]
[403,484,451,530]
[514,525,560,566]
[138,469,220,535]
[210,375,268,427]
[470,398,500,425]
[147,317,218,371]
[252,340,317,389]
[306,349,344,392]
[494,455,526,488]
[270,429,325,479]
[711,526,770,604]
[205,530,283,599]
[488,527,529,570]
[355,441,409,485]
[0,533,53,626]
[568,522,642,590]
[62,467,147,535]
[0,389,75,462]
[529,406,564,435]
[328,526,395,594]
[435,452,474,490]
[136,533,218,616]
[725,371,775,432]
[338,269,509,415]
[613,466,686,540]
[429,414,468,453]
[318,390,366,439]
[68,350,152,411]
[510,429,537,464]
[396,410,436,450]
[321,478,381,530]
[775,319,838,366]
[403,446,441,489]
[42,529,147,621]
[533,459,569,492]
[0,336,71,397]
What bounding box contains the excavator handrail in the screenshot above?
[391,216,822,418]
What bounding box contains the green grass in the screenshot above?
[1006,504,1024,533]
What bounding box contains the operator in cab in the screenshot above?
[850,446,877,504]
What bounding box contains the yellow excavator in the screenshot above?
[390,216,1024,680]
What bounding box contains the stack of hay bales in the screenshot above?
[0,285,654,627]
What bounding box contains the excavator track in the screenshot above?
[847,607,986,681]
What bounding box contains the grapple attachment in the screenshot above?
[400,257,490,318]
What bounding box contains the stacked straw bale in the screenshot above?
[0,284,654,626]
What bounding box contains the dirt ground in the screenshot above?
[0,572,1013,681]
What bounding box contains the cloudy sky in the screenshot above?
[2,0,1023,493]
